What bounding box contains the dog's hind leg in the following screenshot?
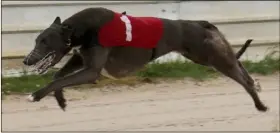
[230,39,261,92]
[182,39,253,67]
[181,53,209,66]
[213,61,267,112]
[233,39,261,91]
[237,61,262,92]
[205,39,268,112]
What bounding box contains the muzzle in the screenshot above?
[23,50,56,74]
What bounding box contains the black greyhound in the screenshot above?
[23,7,268,112]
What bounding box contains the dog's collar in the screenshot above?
[66,38,72,47]
[61,24,73,48]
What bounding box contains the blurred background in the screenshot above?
[2,1,279,77]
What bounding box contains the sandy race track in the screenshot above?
[2,74,279,131]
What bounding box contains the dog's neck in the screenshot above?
[61,8,115,48]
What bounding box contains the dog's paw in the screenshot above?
[26,94,35,102]
[54,90,67,111]
[57,99,67,111]
[26,94,40,102]
[256,104,269,112]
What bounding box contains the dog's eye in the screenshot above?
[41,39,48,45]
[40,39,51,49]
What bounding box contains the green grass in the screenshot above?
[137,60,218,80]
[2,55,279,94]
[242,56,279,75]
[2,71,55,94]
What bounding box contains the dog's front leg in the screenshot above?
[27,46,110,110]
[53,50,84,110]
[28,68,97,100]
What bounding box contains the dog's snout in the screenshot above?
[23,59,28,65]
[23,55,37,66]
[23,58,33,66]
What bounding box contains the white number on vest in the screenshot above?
[120,15,132,42]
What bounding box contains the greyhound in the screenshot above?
[23,7,268,112]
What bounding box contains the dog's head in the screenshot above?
[23,16,73,74]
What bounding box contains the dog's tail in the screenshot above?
[235,39,252,59]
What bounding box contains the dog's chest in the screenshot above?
[71,46,119,80]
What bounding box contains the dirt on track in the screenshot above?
[2,74,279,131]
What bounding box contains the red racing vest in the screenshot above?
[98,12,163,49]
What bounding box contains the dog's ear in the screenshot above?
[53,16,61,24]
[122,11,126,15]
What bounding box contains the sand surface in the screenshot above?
[2,74,279,131]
